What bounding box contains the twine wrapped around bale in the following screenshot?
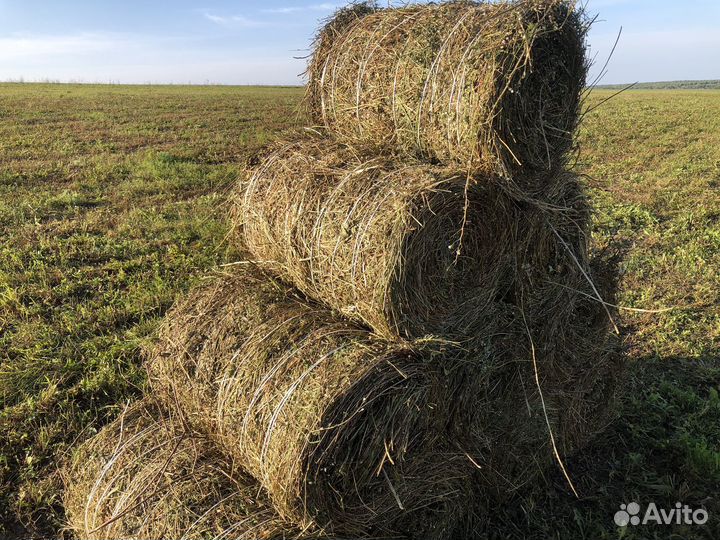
[146,258,620,537]
[147,267,469,539]
[234,136,591,345]
[305,3,376,113]
[307,0,587,185]
[62,399,295,540]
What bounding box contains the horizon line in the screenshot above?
[1,78,719,88]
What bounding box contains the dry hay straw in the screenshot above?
[305,2,376,114]
[451,254,623,503]
[62,398,298,540]
[146,259,622,537]
[146,266,470,539]
[307,0,587,185]
[233,135,591,346]
[444,251,624,534]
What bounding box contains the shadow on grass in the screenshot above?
[469,354,720,540]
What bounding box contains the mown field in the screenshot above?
[0,84,718,539]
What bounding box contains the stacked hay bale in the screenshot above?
[146,267,470,538]
[306,0,587,194]
[63,1,621,539]
[63,399,298,540]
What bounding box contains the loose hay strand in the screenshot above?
[520,300,579,498]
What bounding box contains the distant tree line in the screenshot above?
[597,80,720,90]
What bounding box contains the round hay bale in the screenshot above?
[234,136,591,345]
[306,0,587,184]
[62,399,295,540]
[146,267,469,538]
[525,250,625,455]
[447,253,623,507]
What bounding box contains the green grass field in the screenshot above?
[1,84,719,538]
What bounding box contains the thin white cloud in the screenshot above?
[203,13,264,27]
[0,30,305,85]
[584,0,635,8]
[261,3,339,14]
[0,33,132,60]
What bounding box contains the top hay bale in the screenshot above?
[307,0,587,186]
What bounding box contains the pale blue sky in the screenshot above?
[0,0,717,85]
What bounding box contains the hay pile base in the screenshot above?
[147,267,469,539]
[146,254,620,537]
[62,399,295,540]
[235,135,591,346]
[69,256,619,539]
[307,0,587,184]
